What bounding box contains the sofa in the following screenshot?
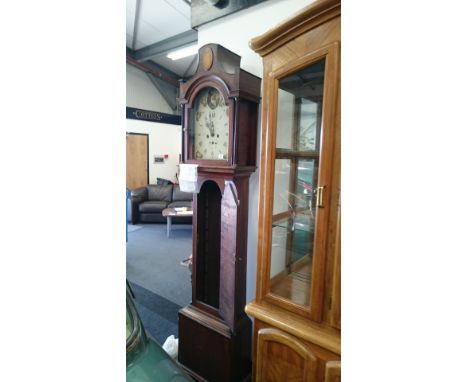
[128,184,193,224]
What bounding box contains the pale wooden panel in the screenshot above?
[250,0,340,57]
[330,206,341,329]
[246,301,340,355]
[256,328,317,382]
[325,360,340,382]
[126,134,148,189]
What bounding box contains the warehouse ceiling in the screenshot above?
[126,0,197,79]
[126,0,271,78]
[126,0,196,111]
[126,0,269,112]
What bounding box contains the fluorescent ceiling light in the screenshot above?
[167,45,198,60]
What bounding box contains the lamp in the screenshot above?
[167,45,198,60]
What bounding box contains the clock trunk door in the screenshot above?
[194,180,222,310]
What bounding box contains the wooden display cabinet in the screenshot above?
[245,0,341,381]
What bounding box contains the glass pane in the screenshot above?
[126,305,133,340]
[276,89,295,150]
[272,159,291,215]
[269,59,325,307]
[189,87,229,160]
[298,100,319,151]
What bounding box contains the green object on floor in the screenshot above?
[126,283,192,382]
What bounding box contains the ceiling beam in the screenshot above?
[133,29,198,61]
[143,60,181,85]
[126,53,180,87]
[146,73,180,114]
[141,58,180,79]
[131,0,142,50]
[183,55,198,79]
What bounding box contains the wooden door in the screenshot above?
[126,133,148,189]
[256,328,318,382]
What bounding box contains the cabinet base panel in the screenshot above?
[178,305,252,382]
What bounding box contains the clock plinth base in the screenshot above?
[178,305,252,382]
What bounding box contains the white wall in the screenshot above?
[126,63,181,184]
[197,0,315,304]
[126,63,173,113]
[198,0,314,77]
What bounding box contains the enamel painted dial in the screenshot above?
[192,87,229,160]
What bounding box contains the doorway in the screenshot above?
[126,132,149,189]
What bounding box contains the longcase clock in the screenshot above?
[177,43,261,382]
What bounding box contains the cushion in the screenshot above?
[131,187,147,199]
[147,185,172,202]
[139,201,169,213]
[172,185,193,202]
[156,177,173,186]
[168,201,193,209]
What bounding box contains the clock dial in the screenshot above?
[191,87,229,160]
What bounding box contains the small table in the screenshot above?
[162,208,193,237]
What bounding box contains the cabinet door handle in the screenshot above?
[316,186,325,208]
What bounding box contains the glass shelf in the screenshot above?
[272,212,315,233]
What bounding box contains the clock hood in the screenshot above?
[179,44,261,104]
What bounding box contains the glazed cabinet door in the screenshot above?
[260,42,340,322]
[256,328,318,382]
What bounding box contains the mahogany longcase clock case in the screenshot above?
[245,1,341,381]
[177,44,261,382]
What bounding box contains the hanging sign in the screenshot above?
[126,107,181,125]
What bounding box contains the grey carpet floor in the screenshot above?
[127,281,182,345]
[127,224,143,233]
[126,223,192,343]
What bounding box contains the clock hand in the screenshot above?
[205,114,215,137]
[205,116,214,136]
[210,120,215,137]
